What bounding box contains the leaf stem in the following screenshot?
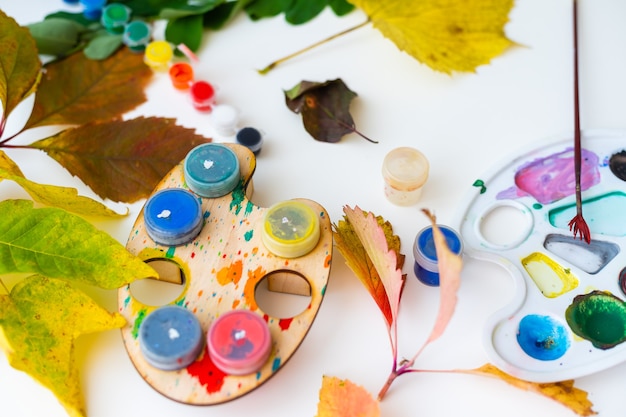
[257,19,371,75]
[0,278,10,295]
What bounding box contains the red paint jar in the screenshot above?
[207,310,272,375]
[190,80,215,112]
[169,62,194,90]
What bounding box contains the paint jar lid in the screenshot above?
[144,188,203,246]
[80,0,107,20]
[139,305,204,371]
[169,62,194,90]
[413,224,463,273]
[261,200,320,258]
[144,40,173,69]
[236,127,263,155]
[207,310,272,375]
[183,143,240,198]
[101,3,131,33]
[123,20,152,49]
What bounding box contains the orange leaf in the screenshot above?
[24,48,152,129]
[466,364,597,416]
[315,375,380,417]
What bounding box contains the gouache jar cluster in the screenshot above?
[137,143,321,374]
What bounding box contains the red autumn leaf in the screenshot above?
[31,117,210,202]
[284,79,377,143]
[24,48,152,129]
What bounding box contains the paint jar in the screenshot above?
[144,40,173,71]
[189,80,215,112]
[183,143,240,198]
[123,20,152,52]
[80,0,106,20]
[211,104,239,136]
[236,127,263,155]
[143,188,204,246]
[413,225,463,286]
[207,310,272,375]
[382,147,429,206]
[101,3,131,34]
[169,62,194,90]
[139,305,204,371]
[261,200,320,258]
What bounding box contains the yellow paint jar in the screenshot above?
[144,40,173,71]
[261,201,320,258]
[382,147,429,206]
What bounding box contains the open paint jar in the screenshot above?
[183,143,240,198]
[382,147,429,206]
[261,200,320,258]
[413,224,463,286]
[207,310,272,375]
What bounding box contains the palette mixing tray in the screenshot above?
[118,143,333,404]
[455,130,626,382]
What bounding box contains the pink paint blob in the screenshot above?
[497,147,600,204]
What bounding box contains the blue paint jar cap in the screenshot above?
[413,225,462,285]
[139,305,204,371]
[144,188,203,246]
[183,143,241,198]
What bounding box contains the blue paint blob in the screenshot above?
[271,357,281,372]
[517,314,570,361]
[144,188,203,246]
[184,143,240,197]
[139,305,204,371]
[413,225,463,286]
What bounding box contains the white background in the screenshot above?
[1,0,626,416]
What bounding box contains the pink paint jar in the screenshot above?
[382,147,429,206]
[207,310,272,375]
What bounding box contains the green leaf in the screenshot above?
[0,199,156,288]
[0,11,41,123]
[328,0,355,16]
[285,79,375,143]
[202,1,241,29]
[160,0,222,19]
[45,11,94,27]
[83,32,124,60]
[31,117,210,203]
[27,18,86,57]
[0,275,127,417]
[24,48,152,129]
[285,0,327,24]
[118,0,188,17]
[165,14,204,52]
[0,150,126,217]
[245,0,294,20]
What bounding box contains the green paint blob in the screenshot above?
[166,246,176,258]
[244,230,254,241]
[132,309,148,339]
[565,291,626,349]
[533,203,543,210]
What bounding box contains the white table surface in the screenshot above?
[2,0,626,416]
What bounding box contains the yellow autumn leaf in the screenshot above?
[0,275,126,417]
[315,375,380,417]
[465,364,597,416]
[350,0,517,73]
[0,150,127,217]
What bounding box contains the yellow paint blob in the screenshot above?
[521,252,579,298]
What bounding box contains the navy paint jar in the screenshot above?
[413,225,463,286]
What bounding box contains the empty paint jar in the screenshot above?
[413,225,463,286]
[143,188,204,246]
[139,305,204,371]
[382,147,429,206]
[101,3,131,34]
[207,310,272,375]
[261,200,320,258]
[183,143,240,198]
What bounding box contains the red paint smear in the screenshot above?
[186,348,227,394]
[279,318,293,331]
[191,252,196,259]
[263,314,269,322]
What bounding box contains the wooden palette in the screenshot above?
[118,143,333,404]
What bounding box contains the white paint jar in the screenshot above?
[382,147,429,206]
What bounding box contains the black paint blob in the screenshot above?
[609,150,626,181]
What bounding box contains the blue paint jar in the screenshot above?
[413,225,463,286]
[80,0,107,20]
[139,305,204,371]
[183,143,240,198]
[144,188,203,246]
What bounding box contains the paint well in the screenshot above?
[516,314,570,361]
[477,201,533,249]
[565,291,626,349]
[549,191,626,236]
[521,252,579,298]
[543,234,619,274]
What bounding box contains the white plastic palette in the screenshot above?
[455,130,626,382]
